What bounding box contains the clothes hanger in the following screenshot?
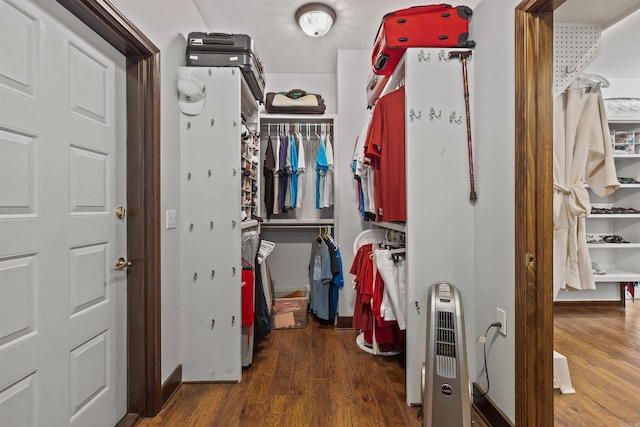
[577,73,610,93]
[242,257,254,269]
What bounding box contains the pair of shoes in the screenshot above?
[592,262,607,275]
[602,234,629,244]
[611,206,640,214]
[591,207,612,214]
[586,234,604,244]
[618,177,639,184]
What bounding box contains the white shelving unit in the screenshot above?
[586,118,640,303]
[372,48,476,405]
[259,113,337,223]
[179,66,260,381]
[258,114,337,294]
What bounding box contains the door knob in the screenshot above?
[115,257,132,271]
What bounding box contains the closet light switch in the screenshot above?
[166,210,177,229]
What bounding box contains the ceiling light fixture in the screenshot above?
[295,3,337,38]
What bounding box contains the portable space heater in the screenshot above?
[421,282,471,427]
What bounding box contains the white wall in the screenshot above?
[602,79,640,98]
[108,0,207,383]
[584,7,640,80]
[335,49,374,319]
[471,0,519,421]
[263,73,337,114]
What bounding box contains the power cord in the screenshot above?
[472,322,502,398]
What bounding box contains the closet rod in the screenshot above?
[388,247,406,255]
[259,122,333,127]
[262,219,335,229]
[262,224,333,230]
[370,221,406,233]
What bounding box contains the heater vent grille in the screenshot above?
[436,310,457,378]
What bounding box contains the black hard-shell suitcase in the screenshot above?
[186,32,265,102]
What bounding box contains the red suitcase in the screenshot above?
[372,4,475,76]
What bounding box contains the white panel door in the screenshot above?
[0,1,127,425]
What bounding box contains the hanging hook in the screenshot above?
[409,109,422,122]
[418,50,431,62]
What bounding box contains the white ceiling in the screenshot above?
[554,0,640,29]
[191,0,640,77]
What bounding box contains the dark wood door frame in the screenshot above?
[56,0,162,418]
[515,0,564,425]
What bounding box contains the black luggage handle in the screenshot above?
[190,32,235,46]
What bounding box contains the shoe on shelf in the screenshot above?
[602,234,629,244]
[618,177,639,184]
[591,207,612,214]
[592,262,607,275]
[586,234,604,244]
[611,206,640,214]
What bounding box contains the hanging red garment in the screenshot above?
[241,268,255,327]
[351,243,405,353]
[622,281,635,301]
[351,244,374,330]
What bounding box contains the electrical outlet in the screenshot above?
[496,308,507,336]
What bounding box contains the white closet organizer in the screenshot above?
[260,114,337,223]
[587,110,640,305]
[372,48,476,405]
[179,66,260,381]
[259,114,337,294]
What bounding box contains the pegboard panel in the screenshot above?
[553,23,601,99]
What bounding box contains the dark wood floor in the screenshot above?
[554,301,640,426]
[137,315,489,427]
[132,301,640,427]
